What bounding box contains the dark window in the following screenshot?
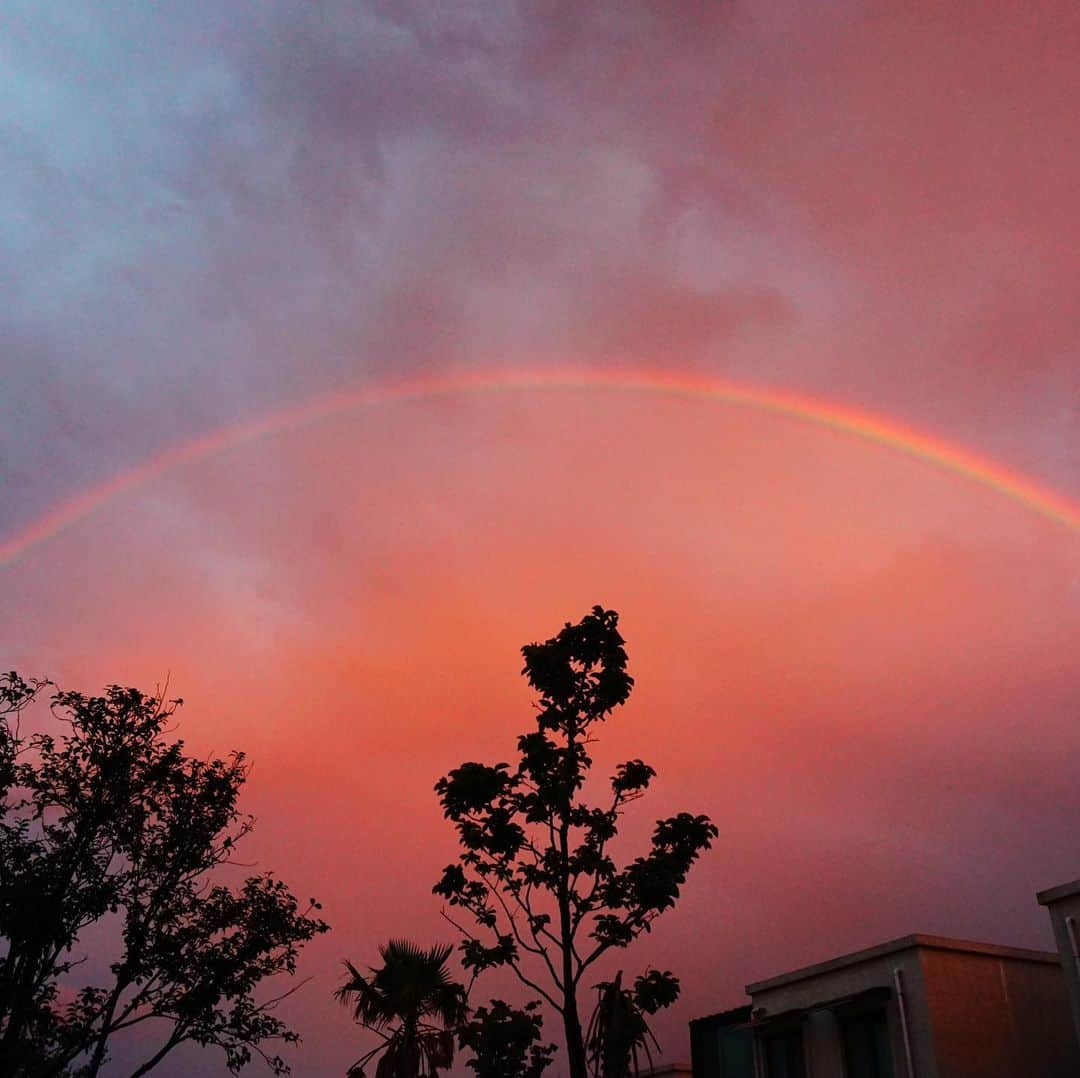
[763,1029,807,1078]
[841,1010,895,1078]
[717,1025,755,1078]
[690,1007,755,1078]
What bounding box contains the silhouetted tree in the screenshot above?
[335,939,467,1078]
[457,999,555,1078]
[0,672,328,1076]
[434,607,717,1078]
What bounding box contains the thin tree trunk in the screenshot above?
[87,973,131,1076]
[559,722,588,1078]
[2,805,105,1054]
[562,985,589,1078]
[127,1026,184,1078]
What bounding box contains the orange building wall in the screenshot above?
[919,950,1079,1078]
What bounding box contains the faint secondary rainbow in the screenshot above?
[3,367,1079,567]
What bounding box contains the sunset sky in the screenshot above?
[3,2,1080,1074]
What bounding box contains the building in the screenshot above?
[690,933,1080,1078]
[1037,879,1080,1050]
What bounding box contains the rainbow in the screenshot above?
[3,367,1079,567]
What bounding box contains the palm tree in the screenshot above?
[585,972,663,1078]
[336,939,468,1078]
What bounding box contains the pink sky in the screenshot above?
[3,2,1079,1073]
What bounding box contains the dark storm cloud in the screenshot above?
[1,2,800,535]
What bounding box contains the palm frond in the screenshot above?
[340,939,465,1076]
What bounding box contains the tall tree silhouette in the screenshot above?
[434,607,717,1078]
[335,939,467,1078]
[0,672,328,1076]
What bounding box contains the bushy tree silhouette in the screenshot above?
[0,672,327,1076]
[335,939,467,1078]
[434,607,717,1078]
[457,998,555,1078]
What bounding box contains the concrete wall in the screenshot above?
[1038,881,1080,1051]
[918,948,1079,1078]
[745,937,1078,1078]
[749,945,930,1078]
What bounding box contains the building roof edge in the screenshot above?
[745,933,1061,994]
[1037,879,1080,905]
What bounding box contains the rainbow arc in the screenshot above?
[3,367,1078,566]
